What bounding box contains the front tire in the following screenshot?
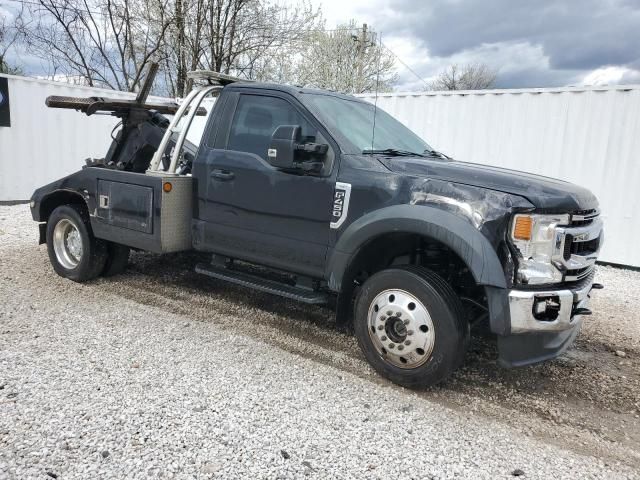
[46,205,107,282]
[354,266,467,388]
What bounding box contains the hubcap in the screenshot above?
[367,289,435,369]
[53,219,83,269]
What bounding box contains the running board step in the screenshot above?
[195,263,328,304]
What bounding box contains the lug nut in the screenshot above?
[379,316,386,322]
[381,336,387,341]
[388,343,395,349]
[407,330,414,336]
[404,340,411,346]
[386,310,393,316]
[403,319,410,325]
[398,345,404,351]
[396,312,402,317]
[377,325,384,330]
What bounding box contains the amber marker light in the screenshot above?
[513,215,533,240]
[163,182,173,193]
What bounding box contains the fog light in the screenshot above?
[163,182,173,193]
[532,295,561,321]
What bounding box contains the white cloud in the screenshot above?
[581,66,640,86]
[313,0,640,91]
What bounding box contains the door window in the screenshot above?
[227,95,316,161]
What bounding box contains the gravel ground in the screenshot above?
[1,203,639,479]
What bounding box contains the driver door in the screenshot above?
[193,91,336,278]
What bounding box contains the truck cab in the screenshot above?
[30,70,604,388]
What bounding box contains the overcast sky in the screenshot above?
[319,0,640,90]
[3,0,640,91]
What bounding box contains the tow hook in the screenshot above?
[574,283,602,317]
[587,282,604,300]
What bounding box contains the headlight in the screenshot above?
[510,213,569,285]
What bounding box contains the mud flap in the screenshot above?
[497,319,583,368]
[38,223,46,245]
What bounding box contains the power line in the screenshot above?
[7,0,106,17]
[8,0,364,32]
[380,42,430,90]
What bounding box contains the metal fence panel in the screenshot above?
[0,74,211,202]
[359,86,640,267]
[2,75,638,266]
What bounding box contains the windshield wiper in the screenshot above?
[423,148,451,160]
[362,148,427,157]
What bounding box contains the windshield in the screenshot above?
[304,94,432,154]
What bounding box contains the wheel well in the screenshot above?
[40,191,88,222]
[336,232,488,326]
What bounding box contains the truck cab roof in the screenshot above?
[223,81,367,104]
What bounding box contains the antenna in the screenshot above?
[371,32,382,151]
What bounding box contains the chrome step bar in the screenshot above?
[195,263,329,304]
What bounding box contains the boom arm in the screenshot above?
[45,63,206,117]
[44,96,200,116]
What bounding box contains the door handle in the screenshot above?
[210,169,235,181]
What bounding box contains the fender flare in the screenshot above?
[325,204,508,291]
[36,188,90,222]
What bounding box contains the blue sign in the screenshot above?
[0,77,10,127]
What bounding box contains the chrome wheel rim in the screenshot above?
[53,219,83,269]
[367,289,435,369]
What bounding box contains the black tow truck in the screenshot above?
[30,67,604,387]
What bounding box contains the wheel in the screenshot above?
[102,243,130,277]
[354,266,467,388]
[46,205,108,282]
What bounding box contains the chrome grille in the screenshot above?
[563,234,601,260]
[568,209,599,227]
[552,210,603,282]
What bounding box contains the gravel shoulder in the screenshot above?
[1,204,639,479]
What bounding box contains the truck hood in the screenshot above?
[379,157,598,211]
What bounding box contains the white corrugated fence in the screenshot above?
[1,74,638,266]
[0,74,211,202]
[359,86,640,267]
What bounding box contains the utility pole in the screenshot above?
[175,0,187,96]
[355,23,368,93]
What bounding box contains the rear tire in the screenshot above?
[354,266,467,388]
[46,205,107,282]
[102,243,130,277]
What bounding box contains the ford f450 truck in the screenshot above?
[30,67,604,388]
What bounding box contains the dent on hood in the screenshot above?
[409,178,533,233]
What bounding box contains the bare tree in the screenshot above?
[430,63,497,91]
[22,0,171,91]
[17,0,394,97]
[159,0,322,97]
[293,21,397,94]
[0,4,24,74]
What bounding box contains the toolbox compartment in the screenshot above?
[90,169,192,253]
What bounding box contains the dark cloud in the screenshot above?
[367,0,640,87]
[494,66,581,89]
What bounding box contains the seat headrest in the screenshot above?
[244,106,273,130]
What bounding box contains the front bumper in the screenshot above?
[497,275,597,367]
[508,278,592,334]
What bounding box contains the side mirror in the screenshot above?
[268,125,330,171]
[268,125,301,169]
